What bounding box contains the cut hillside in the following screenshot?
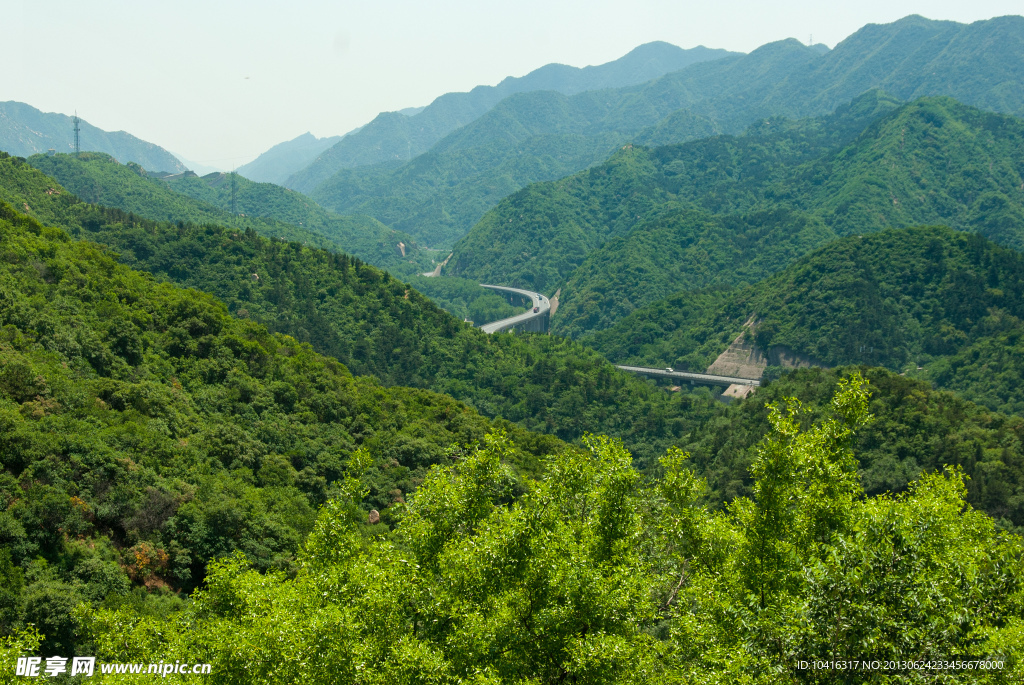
[585,225,1024,417]
[311,15,1024,248]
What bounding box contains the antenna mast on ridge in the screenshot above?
[72,112,81,157]
[231,169,237,215]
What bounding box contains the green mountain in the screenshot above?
[0,101,186,173]
[287,42,736,194]
[0,153,717,466]
[309,15,1024,248]
[5,140,1024,681]
[25,152,432,276]
[0,198,566,650]
[448,96,1024,338]
[586,225,1024,417]
[159,168,432,275]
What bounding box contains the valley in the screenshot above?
[2,11,1024,683]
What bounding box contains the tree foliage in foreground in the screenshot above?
[682,366,1024,533]
[71,374,1024,683]
[0,202,561,655]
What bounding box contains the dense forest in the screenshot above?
[11,374,1019,682]
[26,153,432,276]
[6,194,1023,675]
[586,225,1024,416]
[449,95,1024,338]
[0,153,717,465]
[0,201,572,654]
[4,13,1024,682]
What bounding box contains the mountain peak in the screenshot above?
[0,101,185,172]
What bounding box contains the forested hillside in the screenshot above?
[160,168,432,276]
[0,101,185,173]
[0,200,565,654]
[287,42,734,194]
[0,154,715,465]
[25,153,431,275]
[4,14,1024,684]
[587,225,1024,417]
[448,95,1024,338]
[309,15,1024,248]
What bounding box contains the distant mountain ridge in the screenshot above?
[237,132,346,185]
[25,152,431,274]
[446,94,1024,339]
[285,42,737,193]
[0,101,186,173]
[307,14,1024,248]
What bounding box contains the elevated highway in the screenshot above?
[478,285,550,334]
[615,365,761,388]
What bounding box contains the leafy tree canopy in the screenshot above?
[0,201,559,653]
[74,374,1024,683]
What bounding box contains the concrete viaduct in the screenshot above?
[475,290,760,391]
[478,285,550,334]
[614,365,761,389]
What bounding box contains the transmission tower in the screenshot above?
[231,170,237,215]
[72,112,81,157]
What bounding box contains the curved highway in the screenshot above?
[478,285,550,334]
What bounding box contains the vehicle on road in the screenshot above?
[534,306,540,313]
[665,367,674,372]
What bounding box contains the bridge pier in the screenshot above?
[490,311,548,334]
[478,285,551,334]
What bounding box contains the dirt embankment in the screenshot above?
[706,318,824,399]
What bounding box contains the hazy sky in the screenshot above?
[5,0,1022,168]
